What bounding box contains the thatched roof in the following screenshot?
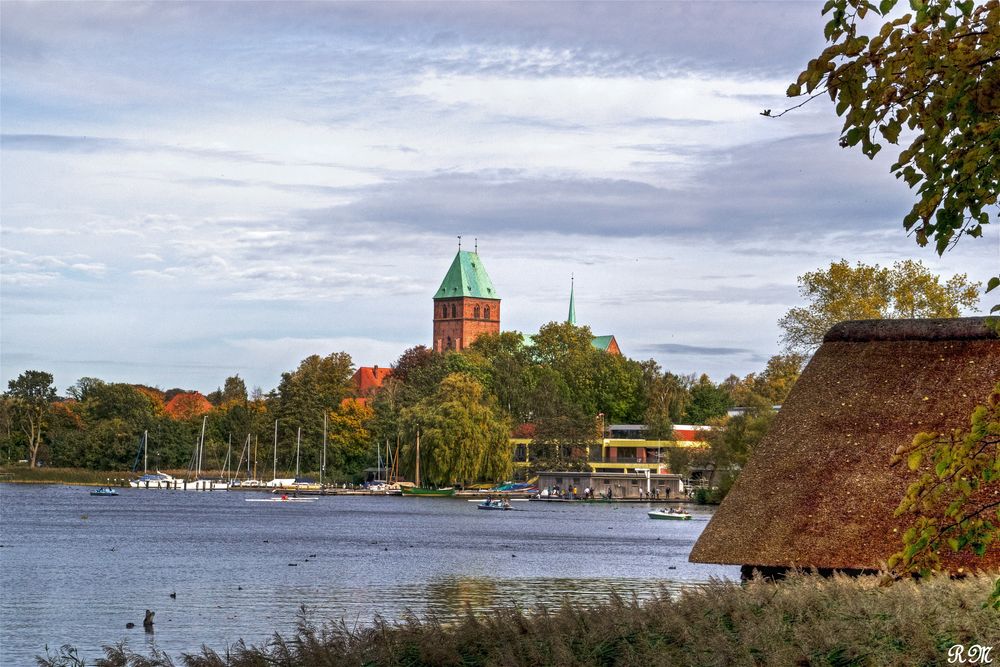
[690,317,1000,572]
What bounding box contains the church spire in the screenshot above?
[568,274,577,326]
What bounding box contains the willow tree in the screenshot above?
[400,372,511,486]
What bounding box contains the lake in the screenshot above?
[0,484,738,664]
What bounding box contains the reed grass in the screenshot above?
[37,572,1000,667]
[1,466,132,486]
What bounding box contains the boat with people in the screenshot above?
[90,487,119,496]
[477,498,512,510]
[647,507,692,520]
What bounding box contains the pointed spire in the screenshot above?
[457,235,462,251]
[568,274,577,325]
[474,237,478,254]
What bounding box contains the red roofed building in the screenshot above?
[351,366,392,396]
[343,365,392,408]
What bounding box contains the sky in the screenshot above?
[1,1,996,395]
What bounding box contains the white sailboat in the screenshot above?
[130,430,186,489]
[182,416,228,490]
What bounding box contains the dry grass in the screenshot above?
[1,466,131,486]
[38,572,1000,667]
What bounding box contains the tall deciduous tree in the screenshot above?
[275,353,355,473]
[5,371,57,467]
[779,259,979,354]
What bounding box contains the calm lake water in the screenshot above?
[0,484,737,664]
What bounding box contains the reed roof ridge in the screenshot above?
[823,316,997,343]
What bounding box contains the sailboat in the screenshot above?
[182,416,228,490]
[401,427,454,496]
[130,430,185,489]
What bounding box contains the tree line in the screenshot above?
[1,321,804,485]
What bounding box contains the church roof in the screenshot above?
[590,335,616,351]
[434,250,499,300]
[690,317,1000,573]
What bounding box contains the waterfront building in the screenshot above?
[690,317,1000,578]
[535,470,685,499]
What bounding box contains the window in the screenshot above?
[451,304,457,318]
[446,336,452,349]
[484,306,491,320]
[630,480,639,485]
[441,305,448,318]
[473,305,480,319]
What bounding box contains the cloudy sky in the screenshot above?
[1,1,995,394]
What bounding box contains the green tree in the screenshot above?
[779,259,979,354]
[221,374,248,405]
[5,370,57,467]
[683,375,732,425]
[783,0,999,305]
[468,331,534,422]
[640,361,692,438]
[400,373,511,486]
[275,352,354,473]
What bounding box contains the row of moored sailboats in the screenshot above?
[130,415,326,491]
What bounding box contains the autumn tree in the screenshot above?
[325,400,374,478]
[5,371,57,466]
[779,259,979,354]
[783,0,998,307]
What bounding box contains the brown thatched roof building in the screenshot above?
[690,317,1000,575]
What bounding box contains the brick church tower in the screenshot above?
[433,249,500,352]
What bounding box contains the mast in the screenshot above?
[253,435,258,481]
[143,430,148,475]
[198,415,207,477]
[223,433,232,480]
[295,427,301,478]
[272,420,278,481]
[414,426,421,488]
[321,412,327,487]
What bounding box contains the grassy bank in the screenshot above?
[39,572,1000,666]
[0,466,134,486]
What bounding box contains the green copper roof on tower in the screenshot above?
[434,250,499,300]
[568,275,577,325]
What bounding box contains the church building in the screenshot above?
[432,249,501,352]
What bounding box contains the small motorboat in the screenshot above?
[90,487,119,497]
[648,507,691,520]
[245,495,317,503]
[477,498,512,511]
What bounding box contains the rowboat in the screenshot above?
[648,508,691,520]
[477,499,512,511]
[90,487,119,497]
